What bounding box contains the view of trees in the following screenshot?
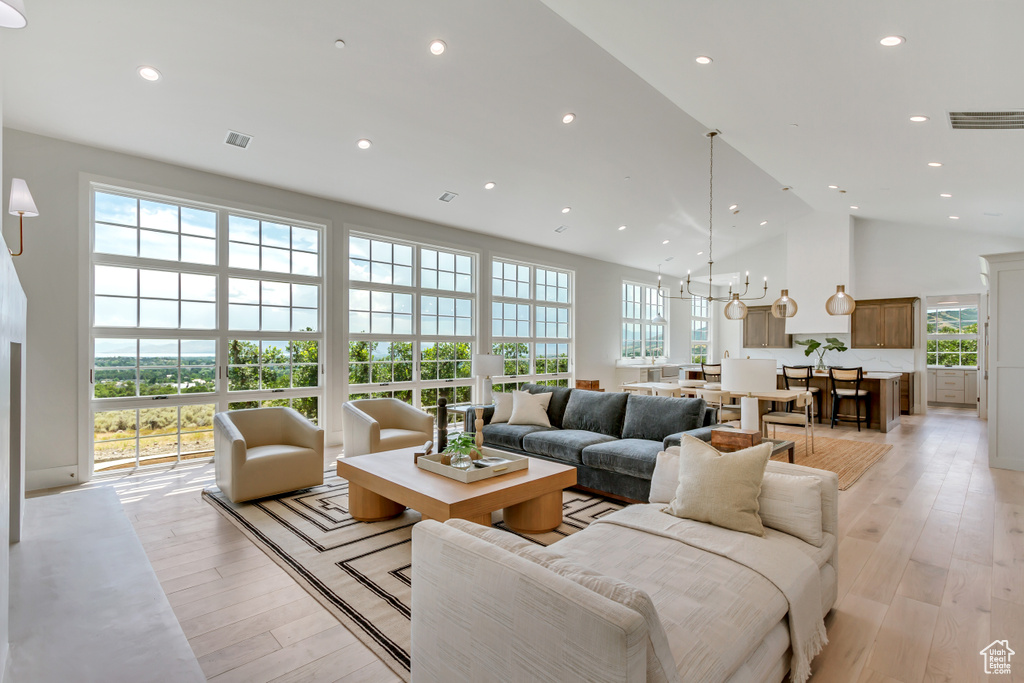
[227,339,319,391]
[927,307,979,367]
[94,354,216,398]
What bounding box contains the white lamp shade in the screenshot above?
[0,0,27,28]
[721,358,777,394]
[8,178,38,217]
[472,353,504,378]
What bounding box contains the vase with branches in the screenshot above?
[794,337,848,372]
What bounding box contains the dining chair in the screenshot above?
[782,365,821,423]
[696,388,741,423]
[701,363,722,382]
[761,391,815,454]
[654,386,682,398]
[621,382,652,395]
[828,366,870,431]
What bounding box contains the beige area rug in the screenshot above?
[768,429,893,490]
[202,476,624,682]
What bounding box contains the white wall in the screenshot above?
[2,129,670,488]
[785,212,853,335]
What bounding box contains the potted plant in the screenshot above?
[794,337,848,373]
[442,431,479,470]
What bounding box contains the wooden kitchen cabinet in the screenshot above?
[742,306,792,348]
[850,297,918,349]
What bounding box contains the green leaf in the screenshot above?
[794,339,821,357]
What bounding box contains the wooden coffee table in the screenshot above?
[336,448,577,534]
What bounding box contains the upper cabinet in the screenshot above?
[851,297,918,349]
[742,306,793,348]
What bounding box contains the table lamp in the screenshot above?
[721,358,777,432]
[472,353,504,404]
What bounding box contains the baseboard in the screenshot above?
[26,465,80,491]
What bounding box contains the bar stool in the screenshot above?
[829,367,870,431]
[782,365,822,423]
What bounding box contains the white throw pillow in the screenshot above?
[758,472,824,547]
[491,392,513,423]
[648,447,680,504]
[664,435,771,537]
[507,390,553,427]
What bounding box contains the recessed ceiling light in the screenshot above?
[562,113,576,124]
[484,182,496,190]
[909,115,929,122]
[695,56,713,65]
[618,225,627,231]
[697,251,704,256]
[429,40,446,55]
[662,240,670,245]
[940,193,952,198]
[827,185,838,189]
[760,221,768,226]
[561,207,571,214]
[335,39,346,49]
[138,66,161,81]
[728,204,738,211]
[928,162,943,167]
[880,35,905,47]
[850,205,859,210]
[356,139,372,149]
[949,216,960,220]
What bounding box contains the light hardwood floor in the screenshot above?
[83,408,1021,682]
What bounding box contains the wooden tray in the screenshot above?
[416,448,529,483]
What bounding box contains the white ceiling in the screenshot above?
[3,1,1020,280]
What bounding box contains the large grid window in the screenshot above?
[90,185,323,473]
[927,305,979,367]
[621,282,666,359]
[347,233,477,416]
[492,259,573,391]
[691,298,709,364]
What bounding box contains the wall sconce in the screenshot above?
[0,0,28,29]
[7,178,38,257]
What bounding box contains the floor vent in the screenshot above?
[949,111,1024,130]
[224,131,253,148]
[438,191,458,202]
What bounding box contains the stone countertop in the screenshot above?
[775,369,904,380]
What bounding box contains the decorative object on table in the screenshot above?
[442,431,478,470]
[474,407,485,450]
[417,447,530,483]
[6,177,38,256]
[654,131,768,318]
[794,336,848,373]
[721,358,778,431]
[413,440,433,464]
[472,353,504,404]
[825,285,857,316]
[710,426,763,452]
[575,379,602,391]
[771,289,798,318]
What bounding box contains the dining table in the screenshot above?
[619,381,805,430]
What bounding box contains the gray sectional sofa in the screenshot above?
[464,383,717,501]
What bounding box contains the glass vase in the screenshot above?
[816,356,827,373]
[448,450,472,470]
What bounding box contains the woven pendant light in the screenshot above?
[825,285,857,315]
[771,289,798,318]
[724,293,748,320]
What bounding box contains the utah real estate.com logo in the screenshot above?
[980,640,1014,675]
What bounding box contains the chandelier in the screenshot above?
[656,130,768,320]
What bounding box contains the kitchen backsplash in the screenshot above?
[736,333,916,372]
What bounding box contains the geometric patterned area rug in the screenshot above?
[769,430,893,490]
[202,475,624,682]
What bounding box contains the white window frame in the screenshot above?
[84,180,327,476]
[345,231,479,419]
[621,281,667,360]
[492,258,574,390]
[926,304,979,368]
[690,297,710,364]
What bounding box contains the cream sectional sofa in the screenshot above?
[410,460,838,683]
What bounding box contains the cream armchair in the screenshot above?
[214,407,325,504]
[341,398,434,458]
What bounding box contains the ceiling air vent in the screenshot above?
[438,191,458,203]
[554,225,568,233]
[949,111,1024,130]
[224,130,253,148]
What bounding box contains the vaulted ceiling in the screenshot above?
[3,1,1020,278]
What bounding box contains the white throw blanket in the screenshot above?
[592,505,828,683]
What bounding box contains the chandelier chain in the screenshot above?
[708,131,713,267]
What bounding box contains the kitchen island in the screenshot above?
[773,371,902,433]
